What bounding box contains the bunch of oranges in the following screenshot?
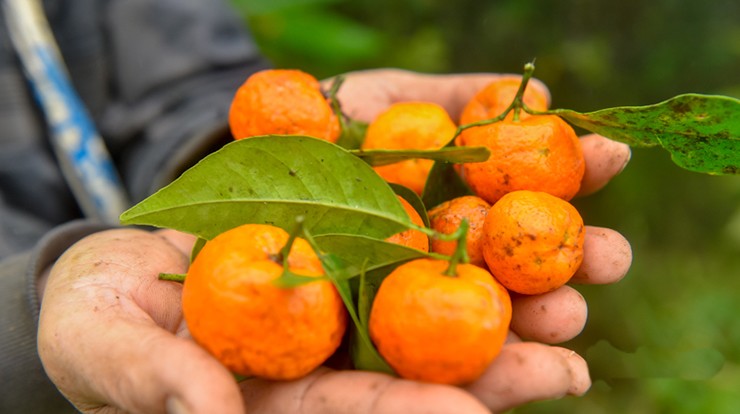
[181,68,588,386]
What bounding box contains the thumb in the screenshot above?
[104,323,244,414]
[37,229,244,414]
[41,293,244,414]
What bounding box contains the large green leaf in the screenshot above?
[549,94,740,175]
[119,135,409,239]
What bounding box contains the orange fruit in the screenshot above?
[361,102,457,195]
[482,190,585,295]
[458,76,549,125]
[369,258,511,385]
[427,195,491,267]
[228,69,341,142]
[457,114,585,204]
[386,196,429,252]
[182,223,347,380]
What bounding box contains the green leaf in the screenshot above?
[312,233,440,374]
[272,270,329,288]
[313,233,439,280]
[549,94,740,175]
[421,162,475,210]
[390,183,430,227]
[350,146,490,167]
[190,237,207,263]
[350,266,395,374]
[119,136,410,240]
[301,232,399,374]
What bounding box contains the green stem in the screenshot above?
[443,219,470,277]
[326,75,348,132]
[270,216,307,287]
[272,216,304,265]
[159,273,187,283]
[511,61,536,122]
[450,61,538,143]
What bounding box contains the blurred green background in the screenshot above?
[231,0,740,412]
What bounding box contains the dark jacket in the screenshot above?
[0,0,269,411]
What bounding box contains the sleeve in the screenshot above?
[0,220,111,413]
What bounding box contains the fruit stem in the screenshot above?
[272,216,305,267]
[272,216,327,288]
[326,75,348,132]
[443,219,470,277]
[511,61,536,122]
[450,61,537,143]
[159,272,186,283]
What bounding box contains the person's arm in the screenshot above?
[0,1,270,411]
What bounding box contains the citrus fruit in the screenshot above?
[228,69,341,142]
[182,223,347,380]
[361,102,457,195]
[458,76,549,125]
[369,258,511,385]
[427,195,491,267]
[386,195,429,252]
[457,114,585,204]
[482,190,585,295]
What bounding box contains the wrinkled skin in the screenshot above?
[38,69,632,414]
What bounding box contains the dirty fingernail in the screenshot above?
[166,397,191,414]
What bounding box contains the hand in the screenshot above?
[38,69,632,414]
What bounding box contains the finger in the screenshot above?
[38,229,244,414]
[550,347,591,395]
[510,286,588,344]
[464,342,590,413]
[240,367,490,414]
[577,134,631,197]
[573,226,632,285]
[505,330,523,344]
[326,69,550,123]
[88,323,245,414]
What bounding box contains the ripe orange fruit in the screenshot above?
[427,195,491,267]
[458,76,549,125]
[457,114,585,204]
[369,258,511,385]
[482,190,585,295]
[182,223,347,380]
[386,196,429,252]
[361,102,457,195]
[228,69,341,142]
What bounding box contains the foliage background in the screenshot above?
[231,0,740,412]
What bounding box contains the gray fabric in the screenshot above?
[0,0,270,411]
[0,220,110,413]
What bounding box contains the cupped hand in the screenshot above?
[37,68,632,414]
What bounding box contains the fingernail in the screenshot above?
[617,145,632,175]
[166,397,191,414]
